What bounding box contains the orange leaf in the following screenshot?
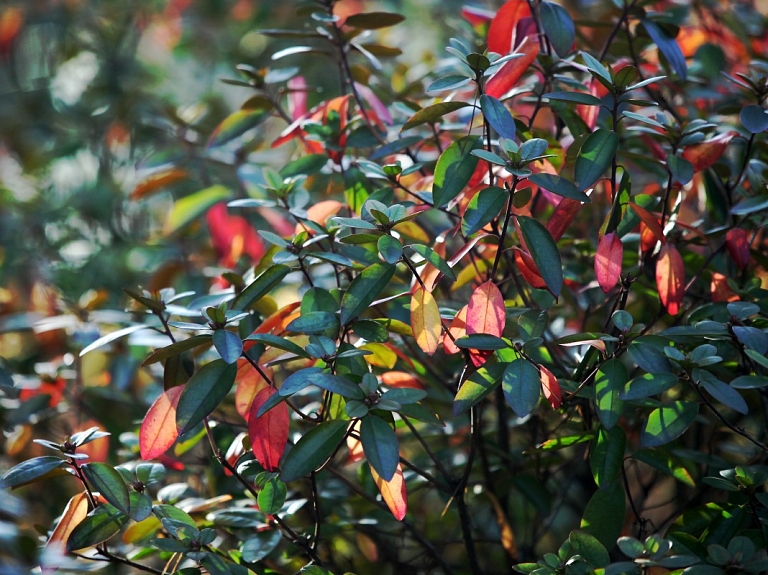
[466,280,505,337]
[294,200,343,234]
[371,463,408,521]
[130,168,187,200]
[595,232,623,293]
[235,359,269,420]
[140,386,184,460]
[347,420,365,463]
[487,0,532,54]
[539,365,562,409]
[486,490,517,558]
[45,492,89,556]
[485,38,539,99]
[711,272,738,303]
[381,371,424,389]
[726,228,750,269]
[444,305,468,355]
[629,202,665,245]
[249,302,302,339]
[248,387,289,472]
[411,286,442,355]
[514,249,547,289]
[656,244,685,315]
[682,131,736,172]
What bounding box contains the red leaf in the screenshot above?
[235,360,270,420]
[726,228,750,269]
[466,280,506,337]
[444,305,468,355]
[287,75,308,120]
[248,387,289,472]
[595,232,623,293]
[487,0,532,54]
[711,272,738,303]
[656,244,685,315]
[514,249,547,289]
[140,386,184,460]
[206,203,265,268]
[547,198,583,241]
[462,5,495,26]
[371,463,408,521]
[539,365,562,409]
[629,202,666,245]
[682,131,736,172]
[485,38,539,99]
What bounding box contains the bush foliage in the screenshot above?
[2,0,768,574]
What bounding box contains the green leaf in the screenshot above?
[83,463,131,515]
[462,186,507,236]
[502,358,541,418]
[281,419,349,482]
[176,360,237,435]
[432,136,483,207]
[0,456,65,489]
[360,415,399,481]
[407,244,456,280]
[454,363,505,415]
[345,12,405,29]
[668,154,694,185]
[141,335,213,366]
[257,477,287,515]
[378,235,403,264]
[427,75,473,93]
[244,333,311,359]
[401,102,470,132]
[340,262,396,325]
[471,149,507,166]
[594,358,627,429]
[166,186,231,235]
[575,129,618,191]
[480,95,516,140]
[730,375,768,389]
[241,530,281,562]
[590,426,626,487]
[279,367,324,396]
[580,479,626,550]
[67,504,129,551]
[517,216,563,297]
[212,330,242,364]
[641,401,698,447]
[279,154,327,178]
[208,109,269,148]
[732,326,768,354]
[455,334,508,350]
[232,265,291,310]
[312,373,364,399]
[569,530,610,568]
[379,388,427,405]
[286,311,340,335]
[540,1,575,57]
[544,91,603,107]
[620,373,678,400]
[527,173,590,202]
[632,448,695,487]
[740,105,768,133]
[695,369,748,415]
[152,504,197,537]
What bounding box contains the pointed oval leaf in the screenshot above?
[696,370,748,415]
[0,456,65,489]
[480,95,516,140]
[165,186,231,235]
[595,232,623,293]
[575,129,619,191]
[540,364,562,409]
[620,373,678,401]
[594,358,627,429]
[345,12,405,30]
[141,335,213,367]
[360,415,399,481]
[656,244,685,315]
[82,463,130,516]
[213,330,243,364]
[432,136,483,208]
[371,463,407,521]
[232,265,291,311]
[579,479,626,551]
[539,1,575,57]
[257,477,287,515]
[411,287,441,355]
[462,186,507,236]
[67,504,128,552]
[401,102,470,132]
[408,244,456,281]
[340,262,396,325]
[485,39,539,98]
[176,360,238,436]
[241,530,282,563]
[280,419,349,482]
[740,104,768,133]
[528,173,590,202]
[377,235,403,264]
[454,363,506,415]
[467,280,506,337]
[641,401,698,447]
[589,426,626,487]
[312,373,365,399]
[208,109,269,149]
[725,228,750,270]
[140,386,184,460]
[248,387,289,472]
[502,358,541,418]
[544,91,604,106]
[286,311,340,334]
[46,492,89,553]
[517,216,563,297]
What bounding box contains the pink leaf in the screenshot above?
[595,232,623,293]
[466,280,505,337]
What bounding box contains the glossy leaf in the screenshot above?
[140,386,184,460]
[574,129,618,191]
[0,456,65,489]
[286,311,339,334]
[590,426,626,487]
[408,244,457,281]
[360,415,399,481]
[641,401,698,447]
[232,265,291,311]
[540,1,575,57]
[696,369,748,415]
[569,530,610,568]
[371,463,407,521]
[620,373,678,401]
[502,359,541,418]
[257,477,287,515]
[82,463,130,515]
[594,358,627,430]
[642,20,687,80]
[528,173,590,202]
[340,262,396,325]
[517,216,563,297]
[487,0,531,54]
[141,335,213,367]
[480,95,516,140]
[544,91,603,107]
[242,531,282,563]
[725,228,750,269]
[67,504,128,552]
[595,232,623,293]
[248,387,289,472]
[454,363,505,415]
[176,360,238,436]
[580,479,626,550]
[539,365,562,409]
[401,102,470,132]
[432,136,483,208]
[462,186,507,236]
[46,492,89,553]
[411,287,441,355]
[656,244,685,315]
[281,419,348,482]
[740,105,768,133]
[378,235,403,264]
[213,330,243,364]
[485,38,539,98]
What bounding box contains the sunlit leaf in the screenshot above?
[165,186,231,235]
[641,401,698,447]
[595,232,623,293]
[517,216,563,297]
[432,136,483,207]
[574,129,618,191]
[140,387,184,460]
[656,244,685,315]
[371,463,407,521]
[411,287,441,355]
[340,262,396,325]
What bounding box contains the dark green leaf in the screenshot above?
[0,456,65,489]
[632,448,695,487]
[432,136,483,207]
[480,95,516,140]
[241,530,281,562]
[345,12,405,29]
[244,333,311,359]
[281,419,349,482]
[668,154,694,185]
[544,91,603,107]
[286,311,340,334]
[732,326,768,354]
[232,265,291,311]
[83,463,131,515]
[377,235,403,264]
[453,363,505,415]
[575,129,619,191]
[627,339,675,373]
[407,244,456,280]
[379,388,427,405]
[208,110,269,148]
[594,358,627,429]
[730,375,768,389]
[540,1,575,56]
[360,415,399,481]
[569,530,610,568]
[279,154,327,178]
[641,401,698,447]
[528,173,590,202]
[401,102,470,132]
[257,477,287,515]
[311,373,364,399]
[141,335,213,367]
[67,504,128,551]
[580,479,626,550]
[176,360,237,435]
[166,186,231,235]
[455,334,508,350]
[340,262,396,325]
[590,426,626,487]
[620,373,678,400]
[279,367,324,396]
[212,330,242,364]
[370,136,424,160]
[428,75,472,93]
[462,186,507,236]
[502,358,541,418]
[695,369,748,415]
[517,216,563,297]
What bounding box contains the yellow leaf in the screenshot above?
[361,343,397,369]
[371,463,407,521]
[410,287,441,355]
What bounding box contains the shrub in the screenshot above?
[2,0,768,574]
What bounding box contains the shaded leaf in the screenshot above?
[248,387,289,472]
[401,102,470,132]
[67,504,128,552]
[432,136,483,208]
[517,216,563,297]
[176,360,238,435]
[462,186,507,236]
[1,456,65,489]
[213,330,243,364]
[345,12,405,30]
[540,365,562,409]
[642,20,687,80]
[82,464,130,515]
[594,358,627,429]
[232,265,291,311]
[208,109,269,148]
[454,363,505,415]
[528,173,590,202]
[590,426,626,487]
[575,129,618,191]
[281,420,348,482]
[580,479,626,551]
[502,358,541,418]
[360,415,399,481]
[340,262,396,325]
[480,95,516,140]
[540,1,575,57]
